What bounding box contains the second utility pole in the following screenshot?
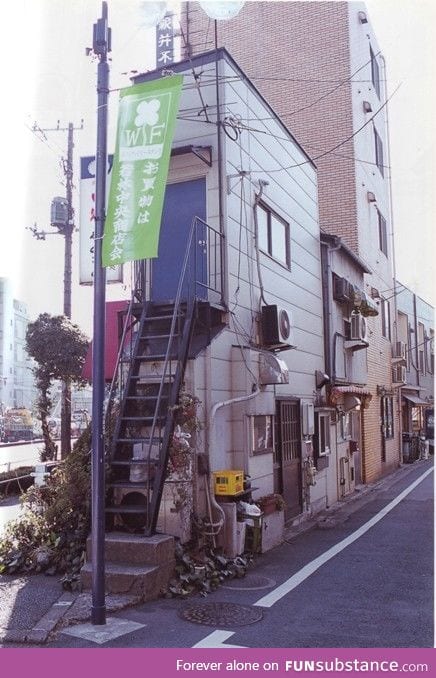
[61,122,75,459]
[31,119,83,458]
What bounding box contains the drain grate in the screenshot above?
[222,574,276,591]
[179,602,263,627]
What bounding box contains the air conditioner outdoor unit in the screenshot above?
[333,276,353,304]
[392,341,407,362]
[350,313,367,342]
[261,305,296,350]
[392,365,406,384]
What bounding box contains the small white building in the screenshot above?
[106,50,328,548]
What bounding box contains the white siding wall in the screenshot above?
[161,54,325,515]
[212,57,324,499]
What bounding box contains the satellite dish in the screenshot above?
[199,2,245,21]
[138,1,169,29]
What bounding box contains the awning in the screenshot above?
[353,288,379,317]
[329,386,373,409]
[403,394,430,407]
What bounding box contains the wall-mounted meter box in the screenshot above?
[302,402,315,436]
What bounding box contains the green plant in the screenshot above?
[0,426,92,588]
[256,493,285,513]
[25,313,89,460]
[164,541,251,598]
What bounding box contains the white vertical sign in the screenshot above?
[79,155,123,284]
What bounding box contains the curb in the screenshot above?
[1,592,76,645]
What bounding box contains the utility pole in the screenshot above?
[30,119,83,459]
[90,0,110,626]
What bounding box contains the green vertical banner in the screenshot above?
[102,75,183,266]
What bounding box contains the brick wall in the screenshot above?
[184,1,358,247]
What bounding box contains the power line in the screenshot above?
[223,49,383,123]
[248,82,402,173]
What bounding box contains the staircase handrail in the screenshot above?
[104,280,142,436]
[145,216,200,463]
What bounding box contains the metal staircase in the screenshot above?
[104,216,224,537]
[105,299,196,536]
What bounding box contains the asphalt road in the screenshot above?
[47,460,433,649]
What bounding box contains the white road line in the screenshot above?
[254,466,433,608]
[192,630,245,648]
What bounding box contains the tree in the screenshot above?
[26,313,89,460]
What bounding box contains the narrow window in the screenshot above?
[378,210,388,256]
[381,298,391,339]
[256,201,291,268]
[314,411,331,456]
[374,127,384,176]
[370,45,380,98]
[251,415,274,455]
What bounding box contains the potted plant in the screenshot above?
[256,493,285,515]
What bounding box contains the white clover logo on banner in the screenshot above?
[102,75,183,267]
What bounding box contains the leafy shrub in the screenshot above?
[0,427,92,588]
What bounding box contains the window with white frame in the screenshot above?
[251,415,274,455]
[340,412,353,441]
[314,411,331,456]
[381,297,391,339]
[257,202,291,268]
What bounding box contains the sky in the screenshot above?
[0,0,434,338]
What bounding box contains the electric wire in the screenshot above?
[248,82,402,173]
[227,50,382,123]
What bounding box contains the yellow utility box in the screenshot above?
[213,470,244,496]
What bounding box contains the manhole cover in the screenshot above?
[179,602,263,627]
[222,574,276,591]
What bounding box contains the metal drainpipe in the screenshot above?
[214,21,227,308]
[320,237,341,382]
[413,293,420,389]
[208,387,261,524]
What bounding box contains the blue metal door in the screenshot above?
[151,178,206,302]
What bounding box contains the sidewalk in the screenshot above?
[0,458,432,646]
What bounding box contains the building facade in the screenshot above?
[0,277,16,410]
[395,282,434,459]
[182,0,400,483]
[0,278,35,412]
[104,49,334,545]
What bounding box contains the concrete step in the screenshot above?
[80,561,166,599]
[86,532,175,567]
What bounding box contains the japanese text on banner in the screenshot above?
[102,74,183,267]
